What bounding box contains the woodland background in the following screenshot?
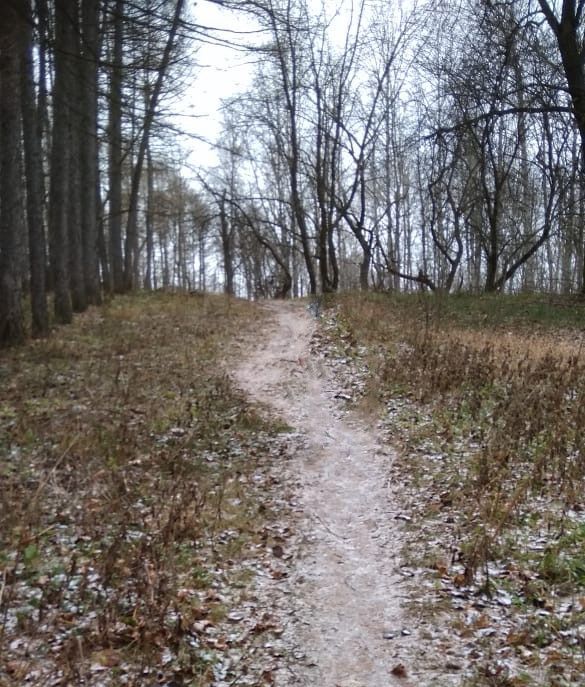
[2,0,585,346]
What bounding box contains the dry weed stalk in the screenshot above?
[337,292,585,582]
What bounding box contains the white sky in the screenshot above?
[173,0,415,179]
[174,0,260,176]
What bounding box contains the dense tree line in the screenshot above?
[0,0,194,346]
[3,0,585,346]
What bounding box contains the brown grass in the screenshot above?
[329,291,585,683]
[334,291,585,578]
[0,292,277,686]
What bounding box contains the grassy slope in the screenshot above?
[4,290,585,686]
[332,292,585,687]
[0,293,287,686]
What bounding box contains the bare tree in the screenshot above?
[123,0,186,291]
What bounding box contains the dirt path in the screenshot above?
[234,302,415,687]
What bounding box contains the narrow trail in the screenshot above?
[234,301,414,687]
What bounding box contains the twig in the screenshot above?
[27,436,80,519]
[312,512,348,540]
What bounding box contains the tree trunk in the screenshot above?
[97,167,112,293]
[80,0,102,304]
[123,0,185,291]
[48,0,74,324]
[328,225,339,291]
[108,0,124,294]
[537,2,585,295]
[199,225,206,291]
[539,1,585,154]
[580,177,585,293]
[68,68,87,313]
[318,223,331,292]
[220,193,235,296]
[359,251,371,290]
[21,0,49,338]
[144,146,154,290]
[0,4,25,345]
[272,14,317,295]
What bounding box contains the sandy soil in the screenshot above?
[234,301,415,687]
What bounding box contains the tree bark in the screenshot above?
[68,33,87,315]
[0,4,25,345]
[48,0,74,324]
[80,0,102,304]
[21,0,49,338]
[143,146,154,290]
[219,192,235,296]
[108,0,124,294]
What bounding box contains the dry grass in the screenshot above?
[0,292,279,686]
[336,291,585,547]
[330,291,585,684]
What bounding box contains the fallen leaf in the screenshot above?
[391,663,408,678]
[91,649,121,668]
[445,660,462,671]
[506,630,530,646]
[193,620,214,632]
[227,611,245,623]
[473,614,491,630]
[434,561,449,577]
[269,566,288,580]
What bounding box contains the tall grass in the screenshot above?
[335,292,585,580]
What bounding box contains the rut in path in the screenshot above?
[235,302,415,687]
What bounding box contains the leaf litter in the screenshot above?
[0,294,305,687]
[5,292,584,687]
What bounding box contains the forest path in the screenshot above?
[233,301,413,687]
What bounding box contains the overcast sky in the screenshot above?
[172,0,260,176]
[173,0,412,178]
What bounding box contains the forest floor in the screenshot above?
[1,292,585,687]
[229,294,585,687]
[308,293,585,687]
[233,301,417,687]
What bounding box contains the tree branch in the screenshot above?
[427,105,572,138]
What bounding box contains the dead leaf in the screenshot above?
[91,649,121,668]
[391,663,408,678]
[473,614,491,630]
[453,573,467,587]
[434,560,449,577]
[506,630,530,646]
[545,650,566,664]
[193,620,214,633]
[190,606,209,620]
[445,660,462,671]
[5,661,28,678]
[269,566,288,579]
